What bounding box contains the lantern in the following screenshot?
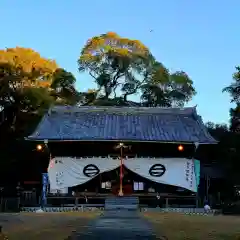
[36,144,43,151]
[178,145,184,151]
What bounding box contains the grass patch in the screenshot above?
[0,212,101,240]
[143,212,240,240]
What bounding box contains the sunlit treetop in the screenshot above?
[0,47,58,88]
[0,47,58,72]
[80,32,150,61]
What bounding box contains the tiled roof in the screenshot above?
[27,106,217,143]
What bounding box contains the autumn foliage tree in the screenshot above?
[78,32,196,106]
[0,47,80,135]
[0,47,84,179]
[0,47,58,86]
[78,32,152,103]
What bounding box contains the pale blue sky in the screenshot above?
[1,0,239,124]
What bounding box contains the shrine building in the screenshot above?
[26,106,216,206]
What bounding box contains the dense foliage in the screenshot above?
[223,66,240,132]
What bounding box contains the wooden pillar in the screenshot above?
[165,198,169,208]
[74,197,78,207]
[196,192,199,208]
[99,172,102,193]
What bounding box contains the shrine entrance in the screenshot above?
[111,167,133,195]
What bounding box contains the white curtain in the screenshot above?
[124,158,197,192]
[48,157,197,192]
[48,157,120,190]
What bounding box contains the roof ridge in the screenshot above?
[49,105,197,115]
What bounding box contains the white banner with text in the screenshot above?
[124,158,197,192]
[47,157,198,192]
[48,157,119,190]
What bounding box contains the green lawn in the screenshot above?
[0,212,100,240]
[143,212,240,240]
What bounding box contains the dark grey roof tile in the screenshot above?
[27,106,217,143]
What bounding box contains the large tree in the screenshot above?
[206,122,240,187]
[78,32,152,102]
[0,47,82,177]
[0,47,80,134]
[78,32,196,107]
[221,66,240,186]
[223,66,240,131]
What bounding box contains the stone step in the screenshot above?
[105,197,139,204]
[105,197,139,211]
